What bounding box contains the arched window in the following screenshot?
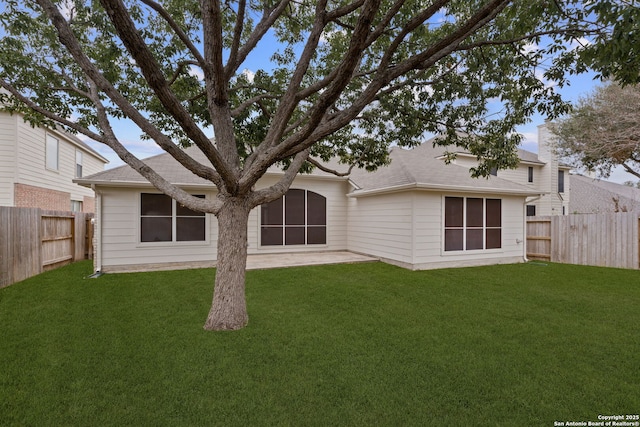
[260,189,326,246]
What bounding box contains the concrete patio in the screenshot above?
[245,251,378,270]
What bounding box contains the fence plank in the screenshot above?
[527,212,640,270]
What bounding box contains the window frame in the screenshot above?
[139,193,208,245]
[528,166,534,183]
[75,150,83,178]
[260,189,327,247]
[526,205,536,217]
[443,196,502,252]
[45,134,59,171]
[558,170,565,193]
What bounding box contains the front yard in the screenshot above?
[0,261,638,426]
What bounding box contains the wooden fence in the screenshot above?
[526,212,640,269]
[0,207,93,288]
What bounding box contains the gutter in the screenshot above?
[348,182,543,198]
[92,184,102,275]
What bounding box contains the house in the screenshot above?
[569,174,640,214]
[0,111,108,212]
[439,124,571,217]
[75,125,571,273]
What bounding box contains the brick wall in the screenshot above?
[83,195,96,213]
[14,183,70,211]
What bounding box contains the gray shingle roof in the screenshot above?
[349,143,542,196]
[76,145,345,187]
[569,175,640,214]
[77,142,542,197]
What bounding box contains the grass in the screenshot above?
[0,260,638,426]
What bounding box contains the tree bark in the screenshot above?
[204,197,251,331]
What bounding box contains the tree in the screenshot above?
[0,0,630,330]
[551,83,640,180]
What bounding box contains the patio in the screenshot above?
[246,251,378,270]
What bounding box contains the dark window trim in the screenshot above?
[140,193,206,243]
[444,196,502,252]
[260,189,327,247]
[558,170,565,193]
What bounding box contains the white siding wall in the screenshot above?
[248,175,349,254]
[535,124,569,215]
[98,186,218,271]
[348,190,527,270]
[412,193,526,269]
[98,176,349,271]
[347,192,415,265]
[15,119,104,206]
[0,112,17,205]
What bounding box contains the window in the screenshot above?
[558,170,565,193]
[140,193,205,242]
[444,197,501,251]
[71,200,83,212]
[526,205,536,216]
[489,166,498,176]
[261,189,326,246]
[46,134,59,171]
[528,167,533,183]
[76,150,83,178]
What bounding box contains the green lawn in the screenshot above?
[0,261,638,426]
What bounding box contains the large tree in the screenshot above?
[551,82,640,180]
[0,0,632,330]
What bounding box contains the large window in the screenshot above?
[140,193,205,242]
[261,189,326,246]
[46,134,59,171]
[444,197,501,251]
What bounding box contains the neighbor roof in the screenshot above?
[569,175,640,214]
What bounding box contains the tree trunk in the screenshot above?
[204,198,251,331]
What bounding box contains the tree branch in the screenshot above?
[89,80,222,214]
[98,0,235,188]
[140,0,206,65]
[33,0,225,188]
[248,148,312,207]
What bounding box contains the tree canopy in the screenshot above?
[0,0,637,330]
[551,82,640,180]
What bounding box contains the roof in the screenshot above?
[348,143,543,197]
[75,145,346,188]
[77,142,543,197]
[52,128,110,164]
[569,174,640,214]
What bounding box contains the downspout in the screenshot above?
[92,184,103,275]
[522,195,543,262]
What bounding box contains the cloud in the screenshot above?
[241,69,255,83]
[188,65,205,81]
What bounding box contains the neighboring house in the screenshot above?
[569,174,640,214]
[0,111,108,212]
[439,123,571,217]
[76,134,557,273]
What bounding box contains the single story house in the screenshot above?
[75,142,545,273]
